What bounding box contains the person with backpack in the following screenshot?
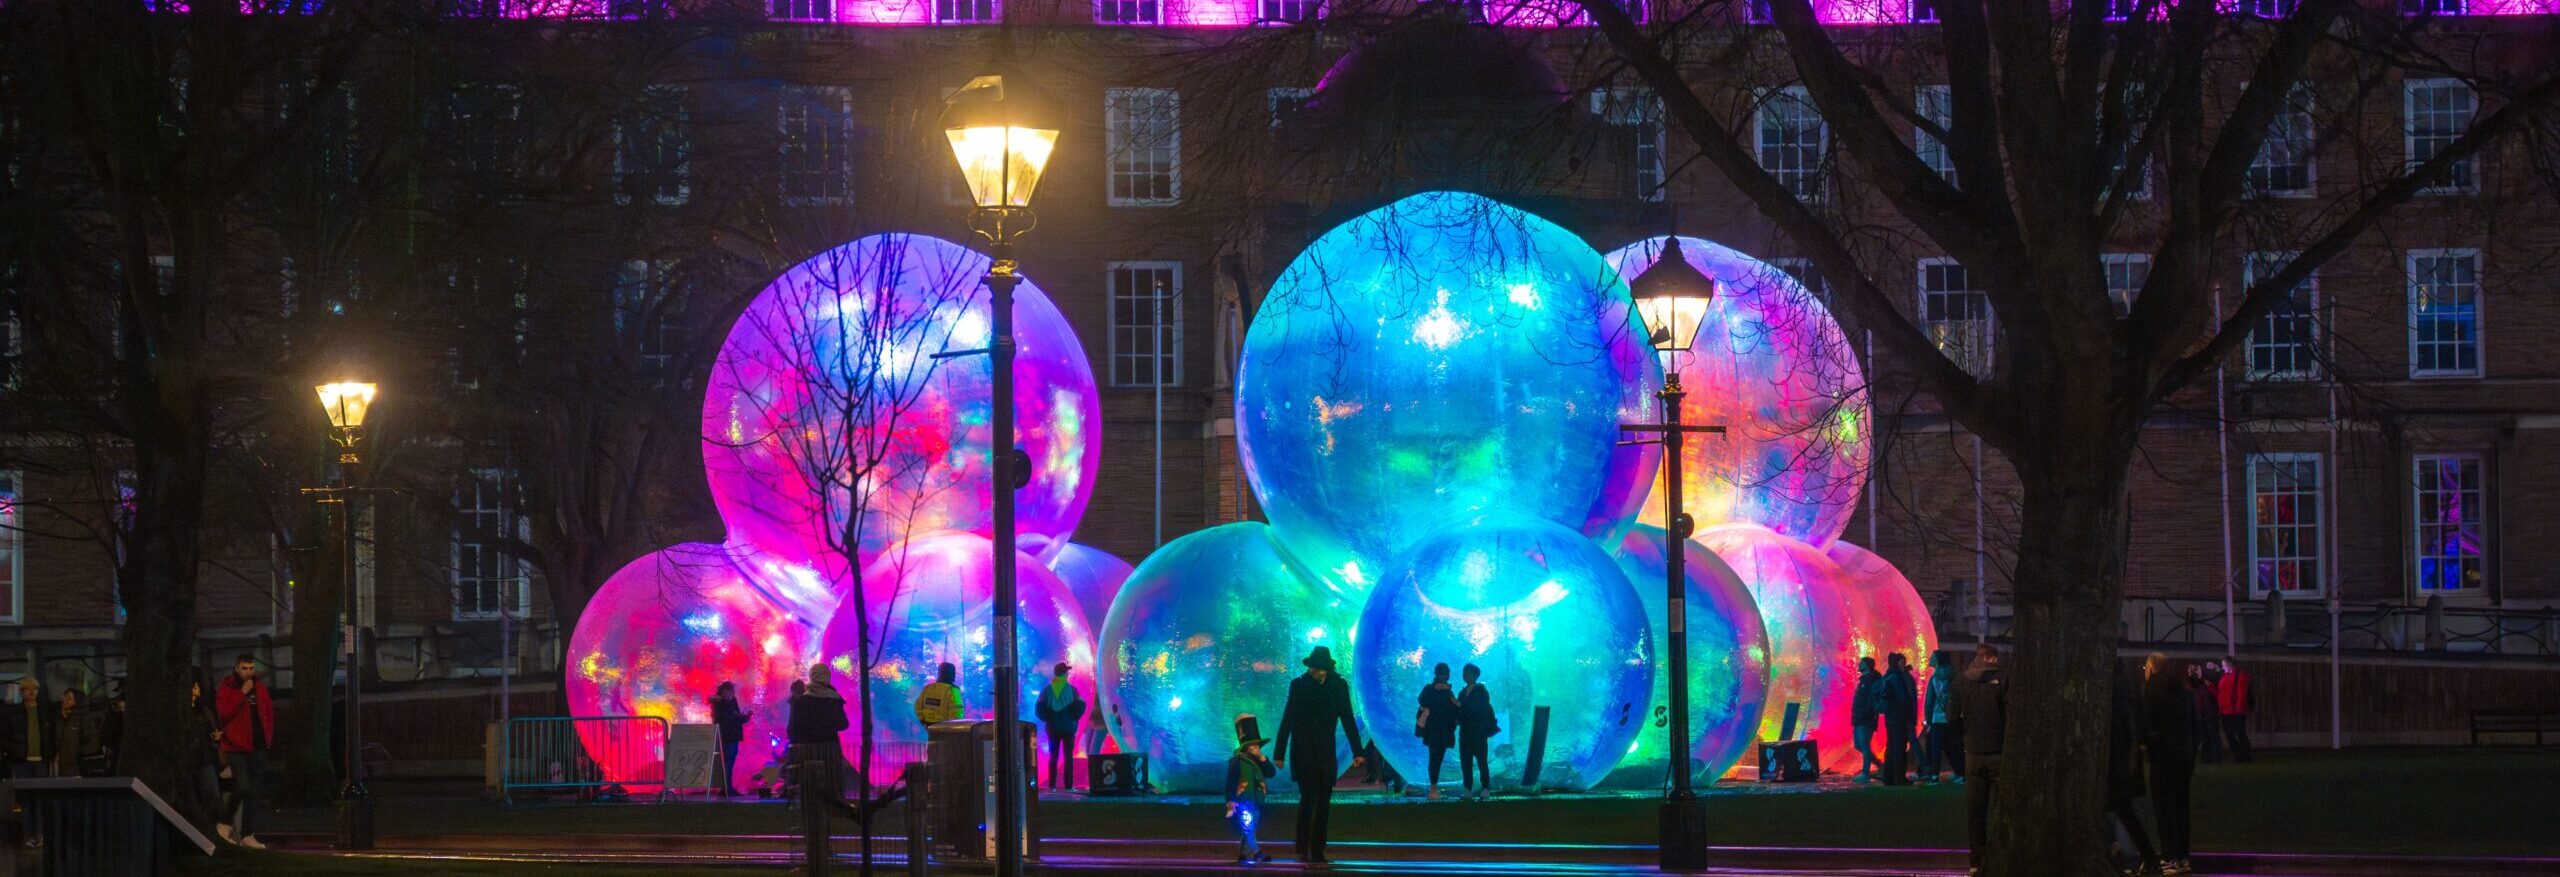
[1455,664,1497,800]
[1034,662,1087,791]
[1413,663,1460,801]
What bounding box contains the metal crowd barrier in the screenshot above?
[498,715,668,804]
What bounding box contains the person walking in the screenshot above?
[788,664,852,805]
[1224,714,1276,866]
[214,654,275,849]
[711,681,750,798]
[913,662,962,729]
[1850,656,1883,782]
[2188,663,2223,765]
[1414,664,1459,801]
[2140,653,2197,877]
[1920,652,1962,782]
[1034,662,1087,791]
[1456,664,1497,800]
[2107,667,2162,875]
[1271,646,1362,866]
[2214,659,2253,764]
[1881,653,1919,786]
[1948,643,2007,875]
[7,677,56,781]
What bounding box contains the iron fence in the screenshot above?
[497,715,668,804]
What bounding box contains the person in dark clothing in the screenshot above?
[1920,652,1962,782]
[1034,662,1087,791]
[711,681,751,798]
[2189,663,2222,765]
[1947,643,2006,873]
[1270,646,1362,866]
[186,674,225,829]
[1414,663,1460,800]
[2108,668,2161,875]
[1850,657,1883,781]
[1455,664,1496,800]
[2140,653,2197,877]
[786,664,852,805]
[7,677,57,780]
[214,655,275,848]
[1225,714,1276,865]
[1880,653,1919,786]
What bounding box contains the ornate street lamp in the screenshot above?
[311,380,378,850]
[942,72,1057,877]
[1622,238,1721,872]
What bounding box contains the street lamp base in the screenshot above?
[335,793,375,851]
[1658,797,1710,872]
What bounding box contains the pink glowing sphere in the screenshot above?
[1045,541,1136,637]
[818,532,1097,780]
[703,233,1100,567]
[1826,539,1940,733]
[1695,523,1861,771]
[566,544,822,788]
[1605,525,1773,787]
[1605,237,1870,548]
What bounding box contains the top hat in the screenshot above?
[1235,714,1269,747]
[1302,646,1337,671]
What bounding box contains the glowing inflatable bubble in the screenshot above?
[818,532,1096,780]
[1695,523,1861,770]
[1826,539,1939,723]
[567,543,820,787]
[1606,237,1869,547]
[1354,517,1651,791]
[1098,522,1360,792]
[1238,191,1660,597]
[1046,541,1136,637]
[1602,525,1772,788]
[703,233,1100,566]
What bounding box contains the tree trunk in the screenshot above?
[279,504,344,807]
[114,436,213,827]
[1985,433,2137,877]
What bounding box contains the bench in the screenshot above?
[2469,710,2560,746]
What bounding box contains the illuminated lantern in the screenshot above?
[566,544,821,788]
[702,233,1100,568]
[1046,541,1136,635]
[817,532,1095,779]
[1236,191,1660,598]
[1604,236,1869,548]
[1695,522,1861,770]
[1353,517,1651,791]
[1603,525,1772,788]
[1097,522,1358,792]
[1826,539,1940,746]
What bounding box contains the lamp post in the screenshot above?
[311,380,378,851]
[942,73,1058,877]
[1620,238,1720,872]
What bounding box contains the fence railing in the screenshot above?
[1927,590,2560,659]
[497,715,668,804]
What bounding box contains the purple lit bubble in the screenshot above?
[1046,541,1135,638]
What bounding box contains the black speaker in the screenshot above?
[1088,753,1151,796]
[1758,740,1818,783]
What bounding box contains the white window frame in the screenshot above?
[1094,0,1161,23]
[1108,262,1183,388]
[2246,83,2316,198]
[2404,78,2476,195]
[1914,84,1955,184]
[2243,251,2318,381]
[2406,248,2482,379]
[1592,88,1667,203]
[2101,252,2149,319]
[1907,0,1935,22]
[1257,0,1317,21]
[614,84,691,207]
[933,0,996,21]
[2246,452,2325,598]
[1267,87,1314,129]
[1768,257,1827,303]
[771,0,836,20]
[777,85,855,207]
[2400,0,2465,15]
[2411,453,2485,595]
[452,468,531,621]
[1105,88,1181,207]
[1918,258,1992,379]
[1755,86,1826,202]
[0,470,20,625]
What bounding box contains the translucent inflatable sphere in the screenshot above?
[1354,517,1652,791]
[1695,523,1861,768]
[1046,541,1136,637]
[1098,522,1360,792]
[567,544,820,787]
[1606,237,1869,548]
[1238,191,1661,597]
[1602,525,1772,788]
[818,532,1096,780]
[703,233,1100,567]
[1826,539,1940,722]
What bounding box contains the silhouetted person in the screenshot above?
[2141,653,2197,876]
[2189,662,2222,765]
[2108,668,2161,874]
[1271,646,1362,866]
[1415,663,1459,800]
[1881,653,1918,786]
[1948,643,2006,873]
[1456,664,1496,800]
[1034,662,1086,790]
[712,681,750,798]
[1850,656,1883,781]
[1920,651,1962,782]
[2214,658,2253,764]
[788,664,852,804]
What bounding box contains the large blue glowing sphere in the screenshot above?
[1098,522,1360,792]
[1237,191,1661,597]
[1353,517,1652,791]
[1602,525,1773,788]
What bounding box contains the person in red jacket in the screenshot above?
[213,654,275,849]
[2214,658,2253,764]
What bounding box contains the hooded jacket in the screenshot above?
[1949,663,2008,756]
[787,683,850,746]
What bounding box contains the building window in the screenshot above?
[615,85,690,206]
[2102,253,2149,319]
[935,0,997,23]
[1109,262,1182,388]
[2237,0,2295,17]
[2102,85,2152,201]
[438,82,524,186]
[2412,454,2484,593]
[1258,0,1317,21]
[279,79,358,187]
[1743,0,1771,23]
[1,262,21,393]
[2247,453,2323,596]
[772,0,835,19]
[2247,84,2315,197]
[1914,84,1955,183]
[2407,249,2481,378]
[2101,0,2135,20]
[453,468,530,621]
[0,470,19,624]
[1593,88,1667,202]
[777,86,854,206]
[1267,87,1314,129]
[1096,0,1160,23]
[1756,86,1825,201]
[2404,79,2476,194]
[1768,257,1828,303]
[616,259,685,385]
[1919,259,1992,378]
[1908,0,1936,22]
[2400,0,2465,13]
[2243,251,2317,381]
[1106,88,1180,206]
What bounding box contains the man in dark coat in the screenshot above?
[1850,657,1883,781]
[711,682,751,798]
[1270,646,1362,866]
[1947,643,2006,873]
[1880,653,1919,786]
[786,665,852,804]
[2108,667,2161,874]
[2141,653,2198,876]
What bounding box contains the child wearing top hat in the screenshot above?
[1225,714,1277,865]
